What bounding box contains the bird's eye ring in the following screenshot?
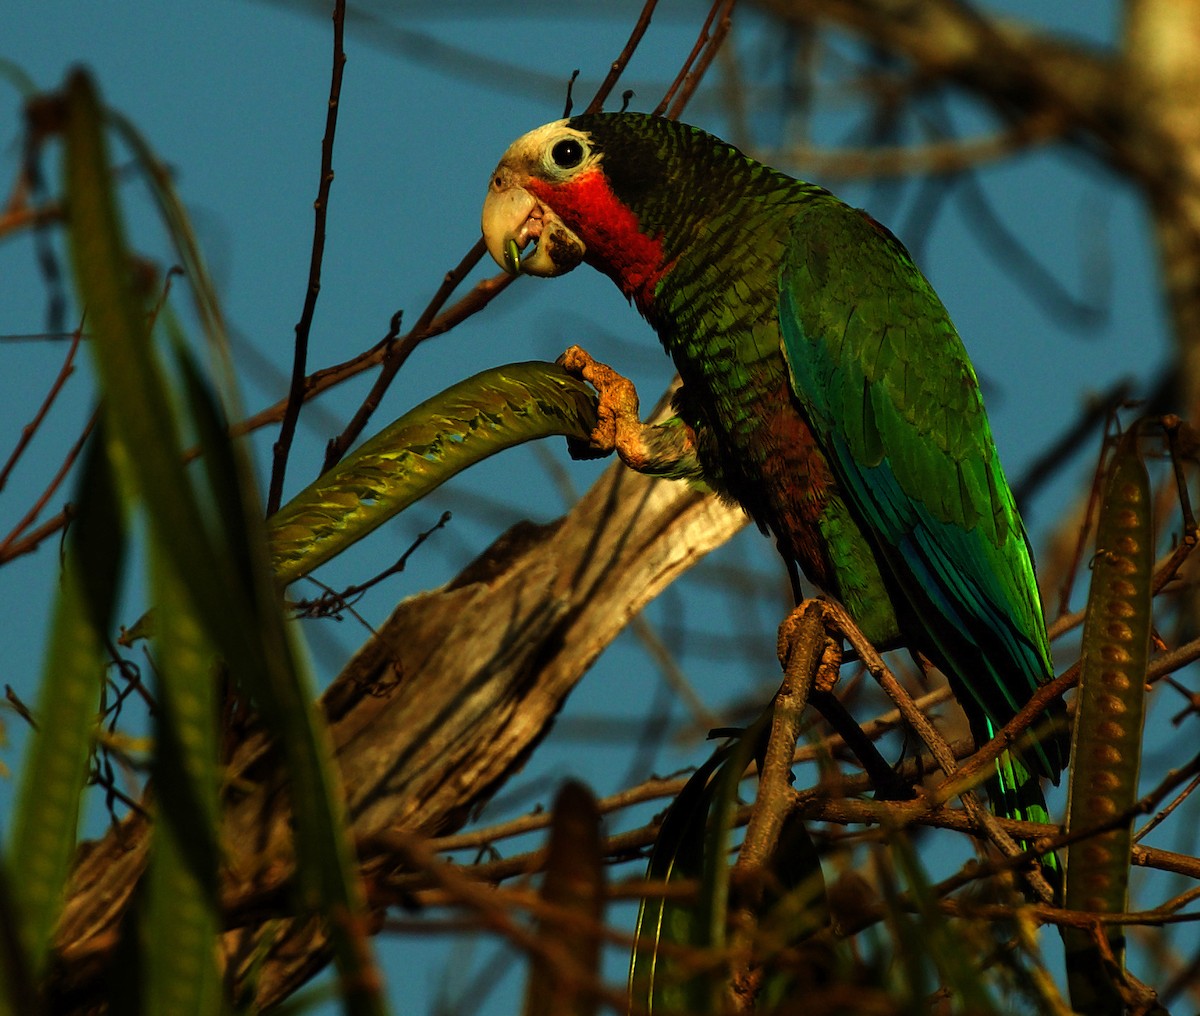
[550,138,585,169]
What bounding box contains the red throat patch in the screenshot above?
[527,170,668,311]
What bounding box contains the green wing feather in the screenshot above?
[775,198,1063,785]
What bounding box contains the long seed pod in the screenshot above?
[523,781,605,1016]
[1063,427,1153,1016]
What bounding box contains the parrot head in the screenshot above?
[481,114,685,308]
[481,120,593,278]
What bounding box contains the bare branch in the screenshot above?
[267,0,348,514]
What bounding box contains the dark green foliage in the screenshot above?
[629,744,740,1014]
[4,67,390,1014]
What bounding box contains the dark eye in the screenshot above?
[550,138,585,169]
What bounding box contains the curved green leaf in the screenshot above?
[9,428,121,979]
[105,109,231,364]
[268,362,599,585]
[0,858,32,1016]
[629,742,740,1015]
[144,551,221,1016]
[9,558,106,979]
[754,809,828,1010]
[63,69,386,1014]
[1064,427,1153,1016]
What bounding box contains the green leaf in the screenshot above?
[267,361,600,585]
[105,109,231,370]
[754,809,828,1009]
[142,549,223,1016]
[7,580,103,969]
[629,743,736,1014]
[184,346,387,1015]
[1064,427,1153,1016]
[62,70,220,589]
[62,69,387,1013]
[266,359,595,582]
[8,439,119,977]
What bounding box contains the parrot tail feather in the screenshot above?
[986,740,1061,895]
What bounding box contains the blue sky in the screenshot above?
[1,2,1185,1012]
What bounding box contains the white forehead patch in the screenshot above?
[498,120,601,181]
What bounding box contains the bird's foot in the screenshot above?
[778,600,916,801]
[557,345,646,465]
[777,600,842,694]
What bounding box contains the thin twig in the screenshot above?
[375,830,632,1014]
[0,410,96,561]
[231,265,505,452]
[654,0,730,117]
[1162,413,1198,531]
[823,603,952,772]
[1134,770,1200,844]
[1048,528,1200,643]
[412,686,951,862]
[292,511,451,616]
[1055,412,1122,620]
[948,657,1080,808]
[23,97,68,337]
[381,785,1200,905]
[584,0,661,116]
[0,505,73,566]
[4,685,37,729]
[0,270,513,564]
[0,321,82,492]
[1154,413,1200,597]
[561,69,581,119]
[956,627,1200,806]
[1149,633,1200,681]
[822,600,1055,901]
[320,238,499,472]
[0,201,62,239]
[267,0,347,515]
[665,0,736,121]
[219,738,1200,942]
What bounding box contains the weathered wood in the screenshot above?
[50,461,746,1009]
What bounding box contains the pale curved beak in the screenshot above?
[481,177,585,278]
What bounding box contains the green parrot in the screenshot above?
[481,112,1067,863]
